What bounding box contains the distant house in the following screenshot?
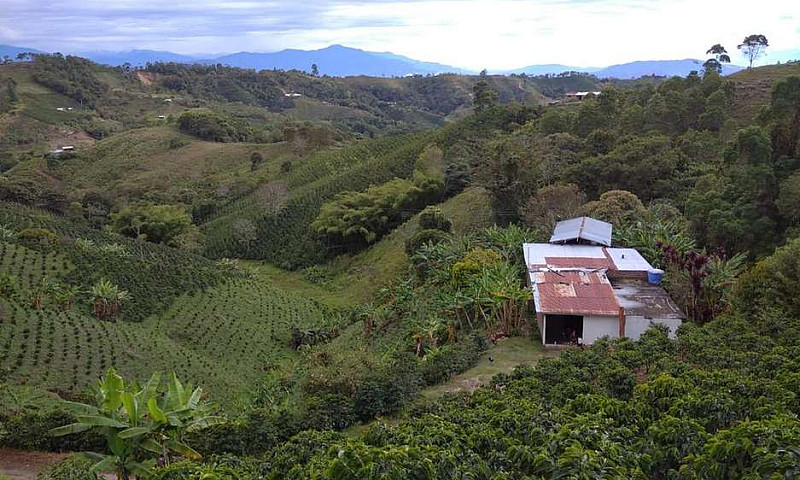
[164,98,173,102]
[157,115,166,119]
[564,91,601,101]
[61,145,75,151]
[523,216,683,346]
[284,92,302,98]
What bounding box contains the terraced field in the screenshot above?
[201,132,434,266]
[0,275,331,407]
[0,243,73,290]
[0,204,334,407]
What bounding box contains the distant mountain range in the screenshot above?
[505,59,742,78]
[79,49,198,66]
[0,43,752,78]
[205,45,470,76]
[0,44,43,59]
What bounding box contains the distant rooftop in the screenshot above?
[549,216,612,247]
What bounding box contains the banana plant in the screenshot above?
[90,279,130,320]
[50,368,225,479]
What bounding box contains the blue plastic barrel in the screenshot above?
[648,269,665,285]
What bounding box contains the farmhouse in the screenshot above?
[564,91,602,101]
[523,216,684,346]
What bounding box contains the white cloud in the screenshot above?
[1,0,798,68]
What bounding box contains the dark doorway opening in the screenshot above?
[545,315,583,345]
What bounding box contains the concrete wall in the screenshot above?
[582,315,620,344]
[625,316,683,340]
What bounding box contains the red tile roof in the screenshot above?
[535,271,620,316]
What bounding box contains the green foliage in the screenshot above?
[582,190,647,227]
[523,183,586,232]
[31,54,109,108]
[473,80,498,111]
[50,368,224,479]
[90,279,129,320]
[405,229,451,256]
[111,203,196,248]
[737,34,769,69]
[17,228,60,248]
[734,237,800,318]
[417,206,452,232]
[313,178,431,251]
[202,132,433,267]
[311,151,446,254]
[177,109,253,143]
[38,455,98,480]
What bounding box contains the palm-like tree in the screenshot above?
[91,279,130,320]
[30,277,52,310]
[53,284,83,311]
[423,317,443,350]
[50,368,224,480]
[411,322,426,357]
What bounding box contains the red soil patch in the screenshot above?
[0,449,68,480]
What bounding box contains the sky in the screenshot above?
[1,0,798,70]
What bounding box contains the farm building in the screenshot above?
[523,216,684,346]
[564,91,602,101]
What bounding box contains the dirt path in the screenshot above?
[0,449,68,480]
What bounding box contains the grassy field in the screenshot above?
[419,337,555,399]
[49,126,293,203]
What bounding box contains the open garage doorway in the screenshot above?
[544,315,583,345]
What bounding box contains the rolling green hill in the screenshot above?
[0,204,332,408]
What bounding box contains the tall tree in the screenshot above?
[738,34,769,69]
[311,63,319,76]
[703,44,731,74]
[472,80,498,111]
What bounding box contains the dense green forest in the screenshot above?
[1,51,800,480]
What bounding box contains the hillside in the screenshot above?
[0,55,550,159]
[1,43,799,480]
[0,204,333,408]
[729,62,800,123]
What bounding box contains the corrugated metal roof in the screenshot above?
[531,271,620,316]
[549,216,612,247]
[523,243,654,273]
[604,248,653,272]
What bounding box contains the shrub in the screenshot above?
[17,228,59,248]
[405,229,450,256]
[111,203,196,247]
[418,206,452,232]
[38,455,97,480]
[151,460,254,480]
[304,394,356,430]
[582,189,647,227]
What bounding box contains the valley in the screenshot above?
[1,49,800,479]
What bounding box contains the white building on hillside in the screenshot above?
[523,216,684,346]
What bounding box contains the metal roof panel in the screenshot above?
[549,216,612,246]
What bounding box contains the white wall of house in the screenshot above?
[625,316,683,340]
[582,315,620,344]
